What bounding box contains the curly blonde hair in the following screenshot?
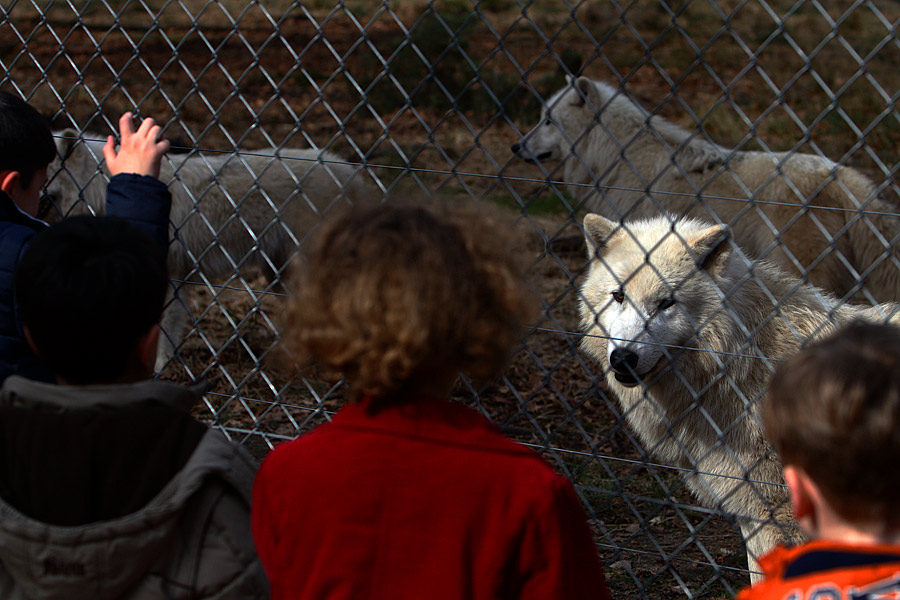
[282,202,537,403]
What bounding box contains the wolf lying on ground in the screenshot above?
[46,129,369,371]
[513,77,900,304]
[578,212,900,580]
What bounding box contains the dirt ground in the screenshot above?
[5,1,900,596]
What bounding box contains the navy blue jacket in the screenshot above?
[0,174,171,385]
[0,190,48,384]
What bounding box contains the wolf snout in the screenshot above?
[510,142,532,162]
[511,142,551,164]
[609,347,641,387]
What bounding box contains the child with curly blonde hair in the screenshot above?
[252,203,611,600]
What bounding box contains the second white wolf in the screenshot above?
[514,77,900,303]
[578,212,900,579]
[46,129,369,370]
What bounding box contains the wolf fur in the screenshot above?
[578,212,900,579]
[514,77,900,303]
[46,129,369,370]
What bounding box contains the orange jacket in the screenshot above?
[737,540,900,600]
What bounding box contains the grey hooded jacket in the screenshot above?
[0,376,269,599]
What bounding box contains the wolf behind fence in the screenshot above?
[45,129,370,370]
[578,212,900,580]
[513,77,900,304]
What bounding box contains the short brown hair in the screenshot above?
[765,321,900,529]
[282,202,537,404]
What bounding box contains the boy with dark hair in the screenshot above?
[253,203,611,599]
[16,215,168,385]
[0,216,268,598]
[0,90,57,218]
[737,320,900,599]
[0,91,170,384]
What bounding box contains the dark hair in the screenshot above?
[15,216,168,384]
[765,320,900,529]
[283,202,537,404]
[0,91,56,186]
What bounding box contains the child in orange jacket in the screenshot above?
[252,203,612,600]
[737,321,900,600]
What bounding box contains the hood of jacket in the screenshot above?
[0,189,46,231]
[0,376,258,600]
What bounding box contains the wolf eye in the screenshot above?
[611,289,624,304]
[658,296,675,311]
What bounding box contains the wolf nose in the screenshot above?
[609,348,639,374]
[511,142,521,154]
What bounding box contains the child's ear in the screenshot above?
[22,325,41,358]
[0,170,21,196]
[784,465,820,537]
[135,324,161,378]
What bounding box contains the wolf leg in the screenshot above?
[155,284,192,374]
[739,500,805,584]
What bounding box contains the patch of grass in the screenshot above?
[499,49,582,124]
[358,4,583,123]
[465,69,539,121]
[566,455,618,490]
[694,101,748,149]
[486,189,575,216]
[759,110,808,148]
[360,4,479,116]
[478,0,517,12]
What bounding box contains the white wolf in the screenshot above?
[514,77,900,303]
[46,129,370,371]
[578,212,900,580]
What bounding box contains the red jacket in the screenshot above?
[252,396,611,600]
[736,540,900,600]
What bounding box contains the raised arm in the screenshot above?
[103,112,170,178]
[104,112,173,257]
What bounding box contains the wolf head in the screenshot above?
[44,128,110,220]
[579,213,732,389]
[511,77,643,165]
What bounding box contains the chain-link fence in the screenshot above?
[4,0,900,596]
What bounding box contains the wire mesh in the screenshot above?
[4,0,900,596]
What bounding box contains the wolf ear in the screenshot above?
[573,77,600,108]
[583,213,619,260]
[691,224,731,276]
[55,128,81,161]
